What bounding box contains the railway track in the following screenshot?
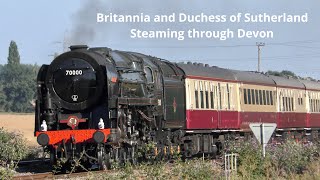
[14,158,101,179]
[13,171,102,180]
[14,172,53,180]
[17,159,50,166]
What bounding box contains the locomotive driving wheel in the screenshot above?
[129,146,138,165]
[97,146,111,170]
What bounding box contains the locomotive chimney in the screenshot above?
[69,45,88,51]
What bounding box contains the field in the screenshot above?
[0,113,38,146]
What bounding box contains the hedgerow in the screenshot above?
[91,139,320,180]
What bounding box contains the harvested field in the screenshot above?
[0,113,38,146]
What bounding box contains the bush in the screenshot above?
[0,167,15,179]
[172,159,222,180]
[0,128,28,179]
[272,140,313,175]
[227,140,268,179]
[97,159,222,179]
[227,138,320,179]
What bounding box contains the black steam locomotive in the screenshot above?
[35,45,190,170]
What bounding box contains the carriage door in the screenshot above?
[218,83,237,129]
[208,82,218,129]
[219,83,231,128]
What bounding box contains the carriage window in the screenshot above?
[195,91,199,108]
[144,67,153,83]
[210,91,214,109]
[205,91,209,109]
[311,99,314,112]
[218,83,222,109]
[255,90,259,105]
[288,97,291,111]
[251,89,255,105]
[195,81,199,108]
[227,84,230,109]
[270,91,273,105]
[262,90,266,105]
[314,99,316,112]
[247,89,252,104]
[299,98,302,105]
[312,99,314,112]
[259,90,263,105]
[298,97,303,105]
[200,91,204,109]
[300,98,302,105]
[210,84,215,109]
[230,86,233,108]
[205,83,209,109]
[200,81,204,109]
[243,89,248,104]
[266,91,270,105]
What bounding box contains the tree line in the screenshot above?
[0,41,39,112]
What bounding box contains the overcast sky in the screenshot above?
[0,0,319,79]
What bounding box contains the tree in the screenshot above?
[0,64,39,112]
[0,41,39,112]
[7,41,20,65]
[267,70,298,79]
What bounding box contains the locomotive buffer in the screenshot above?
[249,123,277,157]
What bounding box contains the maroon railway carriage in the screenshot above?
[175,62,320,136]
[301,79,320,128]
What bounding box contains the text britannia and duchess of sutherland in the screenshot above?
[96,12,308,23]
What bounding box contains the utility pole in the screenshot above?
[256,42,265,72]
[52,30,68,52]
[62,30,68,52]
